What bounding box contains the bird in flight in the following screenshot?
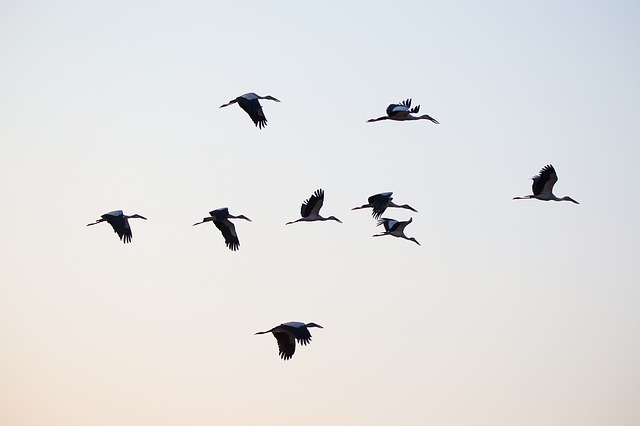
[373,217,420,245]
[286,189,342,225]
[87,210,147,244]
[255,322,323,360]
[193,207,252,251]
[352,192,417,219]
[367,98,439,124]
[220,92,280,129]
[513,164,579,204]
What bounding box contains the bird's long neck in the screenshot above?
[260,95,280,102]
[551,195,577,203]
[406,236,420,246]
[388,201,415,210]
[322,216,342,223]
[414,114,438,124]
[126,214,146,220]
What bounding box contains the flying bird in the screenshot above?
[373,217,420,245]
[219,92,280,129]
[513,164,579,204]
[352,192,418,219]
[285,189,342,225]
[193,207,252,251]
[87,210,147,244]
[255,322,323,360]
[367,98,439,124]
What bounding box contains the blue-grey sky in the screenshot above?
[1,1,639,425]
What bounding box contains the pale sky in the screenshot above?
[1,1,639,425]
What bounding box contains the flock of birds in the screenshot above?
[86,92,580,360]
[86,189,422,252]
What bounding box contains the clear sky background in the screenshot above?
[1,1,639,425]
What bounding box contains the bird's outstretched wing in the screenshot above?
[237,97,267,129]
[300,189,325,217]
[532,164,557,196]
[105,214,132,244]
[214,220,239,251]
[210,207,229,219]
[273,330,296,360]
[369,192,392,219]
[377,218,398,233]
[281,324,312,346]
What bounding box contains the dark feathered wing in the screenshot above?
[293,327,312,346]
[377,218,399,233]
[532,165,557,196]
[105,214,132,244]
[273,331,296,360]
[300,189,325,218]
[237,97,267,129]
[210,207,230,219]
[386,103,401,116]
[213,220,239,251]
[369,192,392,219]
[401,98,420,113]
